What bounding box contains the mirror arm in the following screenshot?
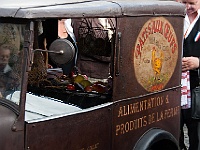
[33,49,64,54]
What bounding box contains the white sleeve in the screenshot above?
[64,19,76,42]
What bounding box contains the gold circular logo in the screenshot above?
[134,17,178,92]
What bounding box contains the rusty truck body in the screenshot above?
[0,0,185,150]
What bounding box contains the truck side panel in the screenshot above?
[25,105,112,150]
[113,89,180,150]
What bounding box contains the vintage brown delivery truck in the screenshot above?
[0,0,185,150]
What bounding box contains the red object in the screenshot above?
[84,85,93,92]
[66,84,75,90]
[48,64,53,69]
[92,84,106,93]
[69,72,75,78]
[82,75,88,80]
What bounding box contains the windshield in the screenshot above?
[0,23,24,105]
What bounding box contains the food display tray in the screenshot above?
[27,86,111,109]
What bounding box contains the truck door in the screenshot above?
[112,11,184,150]
[0,22,26,150]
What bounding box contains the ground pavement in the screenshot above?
[183,125,189,149]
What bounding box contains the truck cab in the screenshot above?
[0,0,185,150]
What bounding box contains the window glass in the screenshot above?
[0,23,24,105]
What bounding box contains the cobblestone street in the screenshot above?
[183,125,189,149]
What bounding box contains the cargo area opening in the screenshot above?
[18,18,116,121]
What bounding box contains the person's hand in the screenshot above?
[182,56,199,72]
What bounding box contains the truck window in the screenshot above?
[0,23,24,105]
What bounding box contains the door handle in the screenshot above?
[115,32,121,76]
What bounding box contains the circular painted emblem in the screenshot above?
[134,17,178,92]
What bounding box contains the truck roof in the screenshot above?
[0,0,185,19]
